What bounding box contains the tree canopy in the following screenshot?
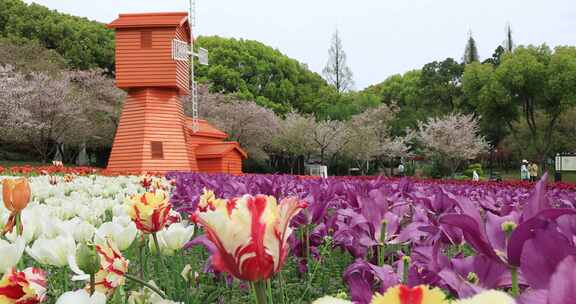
[463,45,576,160]
[0,0,115,71]
[194,36,334,114]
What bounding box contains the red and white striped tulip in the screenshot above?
[125,190,172,234]
[0,267,47,303]
[93,239,129,296]
[191,193,307,282]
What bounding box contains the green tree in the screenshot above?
[195,36,331,114]
[463,45,576,162]
[463,31,480,64]
[0,39,66,73]
[420,58,465,112]
[463,62,516,146]
[365,70,429,135]
[483,45,505,66]
[503,23,515,53]
[0,0,115,71]
[322,30,354,93]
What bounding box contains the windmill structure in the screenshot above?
[105,3,247,174]
[181,0,209,132]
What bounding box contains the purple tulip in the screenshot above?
[343,259,400,304]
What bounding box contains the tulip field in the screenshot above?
[1,169,576,303]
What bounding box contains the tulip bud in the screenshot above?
[76,243,101,275]
[2,178,31,212]
[127,291,147,304]
[402,256,411,284]
[501,221,517,239]
[334,291,348,299]
[466,272,479,284]
[380,220,388,245]
[2,178,31,235]
[180,264,199,287]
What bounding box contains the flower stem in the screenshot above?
[125,273,167,299]
[378,221,387,266]
[510,267,519,297]
[15,212,22,236]
[89,273,95,296]
[138,238,145,279]
[278,271,286,304]
[402,256,410,284]
[266,279,274,304]
[152,232,167,274]
[252,280,268,304]
[152,232,162,259]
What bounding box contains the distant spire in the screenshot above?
[503,23,514,52]
[463,29,480,64]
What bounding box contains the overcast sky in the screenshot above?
[24,0,576,89]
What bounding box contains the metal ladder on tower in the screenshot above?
[189,0,199,133]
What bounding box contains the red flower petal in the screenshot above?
[399,285,423,304]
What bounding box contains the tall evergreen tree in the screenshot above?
[503,23,514,52]
[463,31,480,64]
[323,29,354,93]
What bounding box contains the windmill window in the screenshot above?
[151,141,164,159]
[141,31,152,49]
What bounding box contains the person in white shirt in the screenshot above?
[472,170,480,181]
[520,160,529,181]
[398,163,405,177]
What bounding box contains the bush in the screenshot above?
[404,163,416,176]
[463,163,484,178]
[422,160,445,179]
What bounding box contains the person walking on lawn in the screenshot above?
[529,161,539,182]
[521,160,529,181]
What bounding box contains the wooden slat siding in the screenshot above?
[107,88,198,173]
[139,88,196,171]
[108,12,189,29]
[114,28,180,91]
[188,135,222,143]
[174,24,190,95]
[107,12,247,174]
[107,89,146,170]
[197,158,224,173]
[196,150,243,174]
[224,151,243,174]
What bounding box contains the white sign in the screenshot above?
[172,39,190,61]
[556,155,576,171]
[198,47,209,65]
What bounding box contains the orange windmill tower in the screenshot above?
[106,10,246,174]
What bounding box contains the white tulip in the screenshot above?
[0,237,25,274]
[149,223,194,256]
[26,235,76,267]
[312,296,352,304]
[56,289,106,304]
[95,217,137,251]
[0,209,8,228]
[5,207,43,244]
[73,221,96,243]
[112,204,128,217]
[128,281,183,304]
[40,218,76,239]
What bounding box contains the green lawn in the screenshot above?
[499,169,576,183]
[0,160,49,167]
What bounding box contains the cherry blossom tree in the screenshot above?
[311,119,347,164]
[417,113,489,175]
[0,65,29,135]
[187,86,279,161]
[271,112,315,160]
[0,65,92,162]
[341,103,412,174]
[67,69,125,147]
